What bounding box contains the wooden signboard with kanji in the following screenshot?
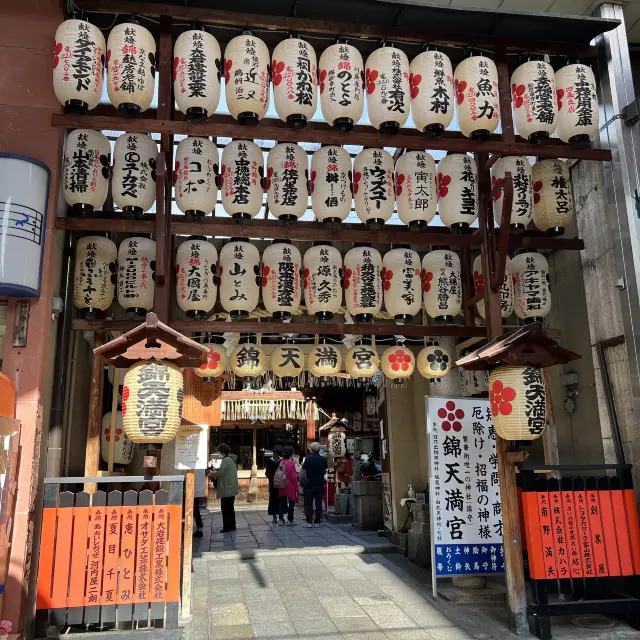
[181,370,222,426]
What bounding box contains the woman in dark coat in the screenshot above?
[265,444,284,524]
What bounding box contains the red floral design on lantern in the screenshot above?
[53,41,62,69]
[201,348,222,371]
[533,180,543,204]
[437,400,464,432]
[310,170,317,194]
[437,173,451,199]
[121,386,130,417]
[409,72,422,99]
[104,426,123,443]
[272,60,285,87]
[381,266,393,291]
[265,166,273,190]
[490,379,516,416]
[344,267,352,289]
[511,83,526,108]
[353,171,362,195]
[365,68,378,95]
[319,69,327,94]
[261,264,270,287]
[388,349,412,372]
[473,270,484,294]
[173,56,179,81]
[395,173,405,197]
[491,175,503,201]
[421,269,433,292]
[454,79,467,105]
[556,88,564,111]
[303,267,310,290]
[224,59,232,84]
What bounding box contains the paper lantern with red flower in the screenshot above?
[510,60,558,142]
[53,19,105,113]
[311,146,352,223]
[224,32,270,125]
[303,243,342,321]
[271,36,317,129]
[193,344,227,379]
[175,137,219,218]
[489,365,546,440]
[512,251,551,323]
[555,63,598,148]
[454,55,500,140]
[73,236,117,318]
[261,242,302,320]
[395,151,437,229]
[354,148,395,226]
[382,247,421,322]
[437,154,478,231]
[422,249,462,321]
[101,412,134,465]
[344,246,382,322]
[267,143,308,222]
[308,344,342,377]
[382,345,415,381]
[491,156,533,230]
[230,342,266,378]
[472,254,513,320]
[174,29,221,122]
[318,41,364,130]
[219,240,260,319]
[176,237,217,318]
[417,342,451,380]
[345,345,380,380]
[117,237,156,316]
[409,50,454,137]
[365,44,410,134]
[107,22,156,116]
[532,159,574,236]
[220,140,264,220]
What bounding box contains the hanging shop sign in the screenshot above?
[193,344,227,379]
[422,249,462,322]
[417,342,451,380]
[261,242,302,320]
[491,156,533,230]
[303,243,342,321]
[382,247,421,323]
[73,235,117,318]
[176,237,217,318]
[459,366,475,397]
[532,159,574,236]
[182,372,223,426]
[427,396,504,590]
[311,146,352,224]
[473,254,514,320]
[353,148,394,226]
[555,63,598,147]
[345,345,380,380]
[270,344,305,381]
[175,424,208,470]
[344,245,383,322]
[174,137,219,218]
[437,154,478,231]
[221,140,264,220]
[471,369,490,396]
[267,143,309,222]
[328,430,346,458]
[117,237,156,316]
[308,344,342,377]
[395,151,437,230]
[219,240,260,319]
[381,345,415,381]
[101,411,134,466]
[512,251,551,323]
[230,342,266,378]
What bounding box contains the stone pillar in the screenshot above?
[407,502,431,567]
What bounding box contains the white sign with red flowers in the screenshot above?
[175,424,208,470]
[427,397,504,591]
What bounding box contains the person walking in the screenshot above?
[210,443,239,533]
[302,442,327,527]
[265,444,284,525]
[276,445,298,526]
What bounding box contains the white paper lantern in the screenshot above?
[174,29,221,122]
[381,345,415,380]
[473,254,514,319]
[303,243,342,321]
[272,37,317,129]
[231,342,266,378]
[175,137,219,218]
[344,246,382,321]
[193,344,227,379]
[532,159,574,236]
[308,344,342,377]
[311,146,352,223]
[395,151,437,229]
[219,240,260,319]
[112,133,157,217]
[117,237,156,315]
[422,249,462,321]
[417,342,451,379]
[354,148,394,226]
[221,140,264,220]
[224,32,270,125]
[491,156,533,230]
[62,129,110,216]
[319,41,364,130]
[437,154,478,231]
[454,55,500,140]
[382,247,421,322]
[261,242,302,320]
[270,344,304,381]
[101,412,134,466]
[555,63,598,147]
[73,235,117,317]
[512,251,551,323]
[266,143,308,222]
[345,345,379,380]
[107,22,156,115]
[365,44,410,134]
[328,431,346,458]
[53,19,105,112]
[410,50,454,137]
[176,237,217,318]
[511,60,558,142]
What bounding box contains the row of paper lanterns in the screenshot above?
[54,18,598,146]
[63,129,575,234]
[74,235,551,324]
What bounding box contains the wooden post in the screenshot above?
[107,367,119,473]
[181,469,194,618]
[84,333,106,493]
[542,368,560,478]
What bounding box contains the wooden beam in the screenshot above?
[84,332,106,493]
[492,173,513,290]
[495,49,516,145]
[460,246,475,326]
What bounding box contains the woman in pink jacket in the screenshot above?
[278,446,299,526]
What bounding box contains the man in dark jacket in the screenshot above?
[302,442,327,527]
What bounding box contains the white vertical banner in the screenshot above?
[426,397,504,596]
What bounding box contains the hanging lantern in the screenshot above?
[112,133,157,217]
[328,430,346,458]
[454,54,500,140]
[304,243,342,321]
[122,360,184,444]
[174,137,219,218]
[512,251,551,323]
[511,60,558,142]
[230,342,266,378]
[410,49,454,137]
[221,140,264,220]
[319,40,364,131]
[354,148,394,226]
[532,159,574,236]
[101,412,134,466]
[417,341,451,379]
[382,247,421,323]
[174,28,221,122]
[311,146,352,224]
[194,343,227,379]
[117,237,156,316]
[261,242,302,320]
[489,365,547,440]
[395,151,437,230]
[345,345,380,380]
[344,245,382,322]
[219,240,260,319]
[365,43,410,134]
[422,249,462,322]
[53,19,105,113]
[224,32,270,125]
[270,344,304,384]
[266,143,308,222]
[308,344,342,377]
[555,63,598,148]
[473,254,514,319]
[272,36,317,129]
[176,237,217,318]
[437,154,478,231]
[106,21,156,116]
[62,129,111,216]
[73,235,117,318]
[381,345,415,381]
[491,156,533,230]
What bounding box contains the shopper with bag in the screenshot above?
[274,445,298,526]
